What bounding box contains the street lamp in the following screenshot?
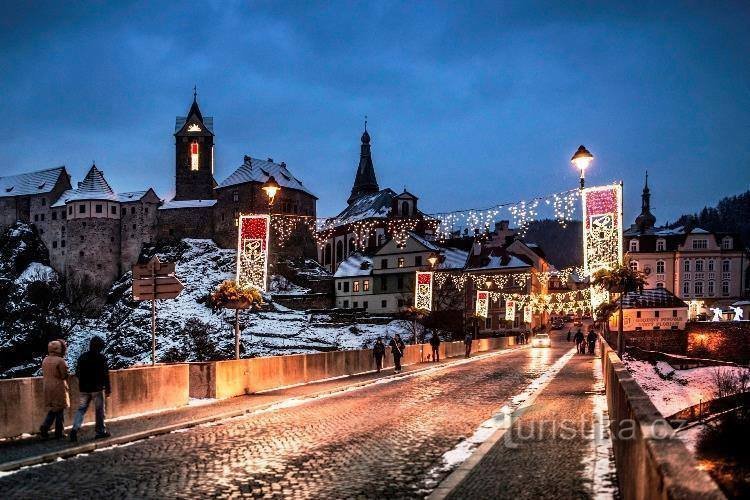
[571,145,594,189]
[427,252,439,268]
[262,175,281,206]
[485,278,493,290]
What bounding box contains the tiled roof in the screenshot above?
[408,232,440,252]
[333,253,373,278]
[435,246,469,270]
[51,166,117,206]
[159,199,217,210]
[466,254,530,272]
[116,191,149,202]
[329,189,395,227]
[217,156,315,198]
[620,288,687,309]
[0,166,67,198]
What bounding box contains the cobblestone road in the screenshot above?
[0,345,569,499]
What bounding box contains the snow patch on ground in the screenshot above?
[14,262,55,284]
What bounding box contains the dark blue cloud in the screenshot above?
[1,1,749,224]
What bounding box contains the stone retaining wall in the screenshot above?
[686,322,750,364]
[0,364,189,439]
[598,336,725,500]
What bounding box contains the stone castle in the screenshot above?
[0,95,318,291]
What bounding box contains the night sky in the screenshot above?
[2,1,749,224]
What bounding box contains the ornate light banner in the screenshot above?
[523,305,532,324]
[505,300,516,322]
[582,183,623,310]
[237,214,270,291]
[476,291,489,318]
[414,271,434,311]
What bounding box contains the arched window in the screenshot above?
[324,243,332,264]
[335,241,344,263]
[629,260,639,272]
[401,201,410,217]
[722,259,730,273]
[656,260,665,274]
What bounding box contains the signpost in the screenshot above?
[132,256,184,365]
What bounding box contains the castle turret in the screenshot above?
[174,91,216,201]
[635,171,657,231]
[347,123,380,204]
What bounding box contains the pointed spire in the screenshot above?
[187,88,203,122]
[348,122,379,204]
[635,170,656,231]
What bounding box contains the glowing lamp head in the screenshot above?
[571,145,594,173]
[262,176,281,204]
[485,279,493,290]
[427,252,439,268]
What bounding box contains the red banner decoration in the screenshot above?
[236,214,270,291]
[582,184,623,310]
[415,271,433,311]
[476,290,489,318]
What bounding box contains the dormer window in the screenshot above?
[656,239,665,251]
[722,236,733,250]
[629,239,639,252]
[190,142,199,171]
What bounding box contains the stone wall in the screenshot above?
[65,216,121,292]
[0,364,189,439]
[120,199,160,271]
[686,322,750,363]
[622,329,687,354]
[156,205,215,242]
[271,293,334,311]
[598,336,724,500]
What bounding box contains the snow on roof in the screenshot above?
[690,227,710,234]
[408,232,440,251]
[51,165,117,207]
[116,191,148,202]
[0,166,66,198]
[466,254,530,272]
[217,156,315,197]
[159,199,218,210]
[654,226,685,236]
[334,254,373,278]
[328,189,395,227]
[620,288,687,309]
[436,247,469,270]
[175,116,214,133]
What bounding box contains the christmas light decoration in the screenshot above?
[582,183,623,310]
[236,214,270,291]
[414,271,433,311]
[270,215,317,248]
[476,291,489,318]
[505,300,516,321]
[523,305,532,324]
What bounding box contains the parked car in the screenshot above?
[531,333,551,348]
[551,321,563,330]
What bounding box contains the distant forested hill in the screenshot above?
[521,219,582,269]
[669,190,750,245]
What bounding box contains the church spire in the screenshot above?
[347,121,380,204]
[635,170,656,231]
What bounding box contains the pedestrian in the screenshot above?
[566,329,572,342]
[373,337,386,372]
[573,328,584,354]
[464,331,473,358]
[587,329,597,355]
[70,336,111,442]
[39,339,69,439]
[429,331,441,362]
[389,334,405,373]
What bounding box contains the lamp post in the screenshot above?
[571,145,594,189]
[262,175,281,209]
[427,252,439,268]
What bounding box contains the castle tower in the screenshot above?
[174,91,216,201]
[635,171,656,230]
[347,123,380,205]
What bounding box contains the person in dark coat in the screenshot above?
[573,329,585,354]
[429,332,441,362]
[373,338,386,372]
[567,329,572,342]
[464,332,473,358]
[39,340,69,439]
[389,334,405,373]
[587,330,597,355]
[70,336,111,441]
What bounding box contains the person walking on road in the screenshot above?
[566,329,572,342]
[429,331,441,362]
[573,328,585,354]
[373,337,386,372]
[39,339,70,439]
[70,336,111,442]
[389,334,405,373]
[464,331,473,358]
[587,329,597,355]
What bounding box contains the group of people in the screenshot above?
[568,327,597,354]
[372,330,472,373]
[39,336,112,442]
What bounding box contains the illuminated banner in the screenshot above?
[505,300,516,321]
[582,184,623,310]
[476,291,489,318]
[523,305,532,324]
[237,214,270,291]
[415,271,433,311]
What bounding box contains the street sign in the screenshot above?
[131,256,184,365]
